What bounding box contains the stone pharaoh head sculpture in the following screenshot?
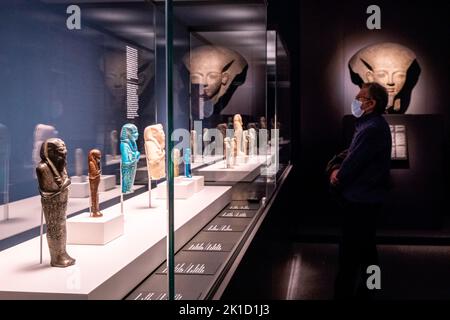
[349,42,420,113]
[183,45,248,107]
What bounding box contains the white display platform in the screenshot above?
[155,179,195,199]
[0,186,231,299]
[99,175,116,192]
[0,185,142,242]
[69,176,89,198]
[176,176,204,193]
[196,159,262,182]
[191,155,224,170]
[67,211,124,245]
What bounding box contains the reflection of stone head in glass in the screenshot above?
[183,46,248,105]
[100,49,154,104]
[101,51,126,102]
[40,138,67,173]
[349,43,419,113]
[120,124,139,144]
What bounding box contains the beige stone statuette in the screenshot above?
[144,124,166,180]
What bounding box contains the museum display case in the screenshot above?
[0,0,292,300]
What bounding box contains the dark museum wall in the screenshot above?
[296,0,450,229]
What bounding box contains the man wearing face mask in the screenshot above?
[327,82,391,299]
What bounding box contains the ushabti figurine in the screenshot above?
[36,138,75,268]
[248,128,257,156]
[144,124,166,180]
[231,137,237,166]
[224,137,232,168]
[88,149,103,217]
[233,114,245,156]
[120,124,140,193]
[173,148,180,178]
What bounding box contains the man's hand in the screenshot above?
[330,169,339,186]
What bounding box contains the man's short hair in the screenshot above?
[362,82,388,114]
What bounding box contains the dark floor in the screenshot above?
[273,243,450,300]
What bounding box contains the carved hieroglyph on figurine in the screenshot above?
[88,149,103,217]
[183,46,248,112]
[120,124,140,193]
[144,124,166,181]
[36,138,75,268]
[349,42,420,113]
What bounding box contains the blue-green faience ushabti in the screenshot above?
[120,124,140,193]
[184,147,192,178]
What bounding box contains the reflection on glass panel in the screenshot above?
[0,1,156,241]
[0,0,292,300]
[276,32,291,169]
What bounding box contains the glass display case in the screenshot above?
[0,0,292,300]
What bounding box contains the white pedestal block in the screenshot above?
[69,176,89,198]
[197,160,262,182]
[99,175,116,192]
[67,211,124,245]
[155,179,195,199]
[176,176,204,193]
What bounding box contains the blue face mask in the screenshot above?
[351,99,364,118]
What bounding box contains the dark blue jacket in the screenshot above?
[336,113,392,204]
